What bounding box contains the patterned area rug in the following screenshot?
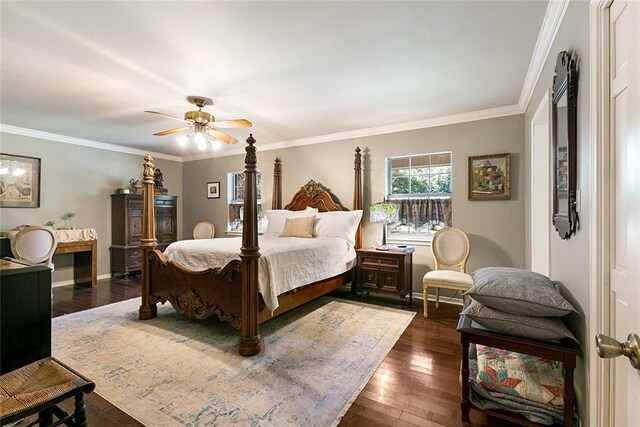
[52,297,414,426]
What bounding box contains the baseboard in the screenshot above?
[52,273,111,288]
[336,285,465,307]
[412,292,465,306]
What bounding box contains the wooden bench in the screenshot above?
[0,357,95,427]
[457,314,577,426]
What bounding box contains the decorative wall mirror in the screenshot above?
[552,51,578,239]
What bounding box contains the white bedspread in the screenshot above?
[163,236,356,313]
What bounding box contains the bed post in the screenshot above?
[353,147,363,249]
[239,134,262,356]
[139,154,158,320]
[272,157,282,209]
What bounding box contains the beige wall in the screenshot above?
[183,114,526,294]
[524,1,590,423]
[0,133,183,283]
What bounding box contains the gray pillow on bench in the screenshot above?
[461,300,578,343]
[465,267,576,317]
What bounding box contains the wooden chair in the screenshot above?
[9,226,58,271]
[423,227,472,318]
[192,220,216,239]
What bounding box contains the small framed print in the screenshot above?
[207,182,220,199]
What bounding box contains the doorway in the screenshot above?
[530,90,551,276]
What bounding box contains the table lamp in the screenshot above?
[369,202,399,251]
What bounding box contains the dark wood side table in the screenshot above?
[0,260,51,374]
[457,314,577,427]
[355,247,414,305]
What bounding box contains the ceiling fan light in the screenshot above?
[176,135,189,146]
[194,132,206,145]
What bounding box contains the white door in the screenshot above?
[530,91,550,275]
[607,0,640,425]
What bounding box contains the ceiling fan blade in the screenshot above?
[208,129,238,144]
[153,127,191,136]
[210,119,252,128]
[145,110,187,123]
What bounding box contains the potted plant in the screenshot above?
[61,211,76,229]
[44,219,57,227]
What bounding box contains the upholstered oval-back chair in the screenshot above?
[10,226,58,270]
[192,221,216,239]
[422,227,472,318]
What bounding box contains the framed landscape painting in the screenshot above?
[0,153,41,208]
[468,153,511,201]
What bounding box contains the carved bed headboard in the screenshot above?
[272,146,363,248]
[284,180,347,212]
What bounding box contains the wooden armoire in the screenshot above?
[110,193,178,276]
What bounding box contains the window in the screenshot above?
[227,171,263,233]
[385,152,452,242]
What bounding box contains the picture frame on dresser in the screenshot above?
[0,153,41,208]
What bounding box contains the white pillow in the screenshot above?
[265,207,318,237]
[313,210,363,246]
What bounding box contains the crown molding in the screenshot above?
[0,124,183,162]
[518,0,570,112]
[2,102,522,164]
[182,104,523,162]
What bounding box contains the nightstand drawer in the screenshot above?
[380,270,399,290]
[362,256,399,268]
[361,268,378,286]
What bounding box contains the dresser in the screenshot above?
[0,261,51,374]
[110,194,178,276]
[355,247,414,305]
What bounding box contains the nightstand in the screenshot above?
[355,247,414,305]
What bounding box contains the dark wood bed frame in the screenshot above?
[138,135,363,356]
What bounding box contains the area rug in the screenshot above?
[52,297,414,426]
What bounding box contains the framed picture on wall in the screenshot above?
[468,153,511,201]
[207,182,220,199]
[0,153,41,208]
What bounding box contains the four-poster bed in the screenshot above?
[138,135,363,356]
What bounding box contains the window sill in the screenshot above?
[386,236,433,247]
[225,230,264,236]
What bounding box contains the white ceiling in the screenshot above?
[0,1,548,158]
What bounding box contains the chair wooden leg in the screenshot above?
[423,287,428,318]
[74,393,88,427]
[435,287,440,308]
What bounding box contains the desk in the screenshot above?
[1,228,98,287]
[55,240,97,287]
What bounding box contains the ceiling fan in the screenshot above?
[145,96,252,148]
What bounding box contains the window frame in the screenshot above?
[226,170,262,234]
[384,152,452,245]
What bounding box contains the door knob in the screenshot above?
[595,333,640,369]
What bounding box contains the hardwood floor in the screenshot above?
[45,277,517,427]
